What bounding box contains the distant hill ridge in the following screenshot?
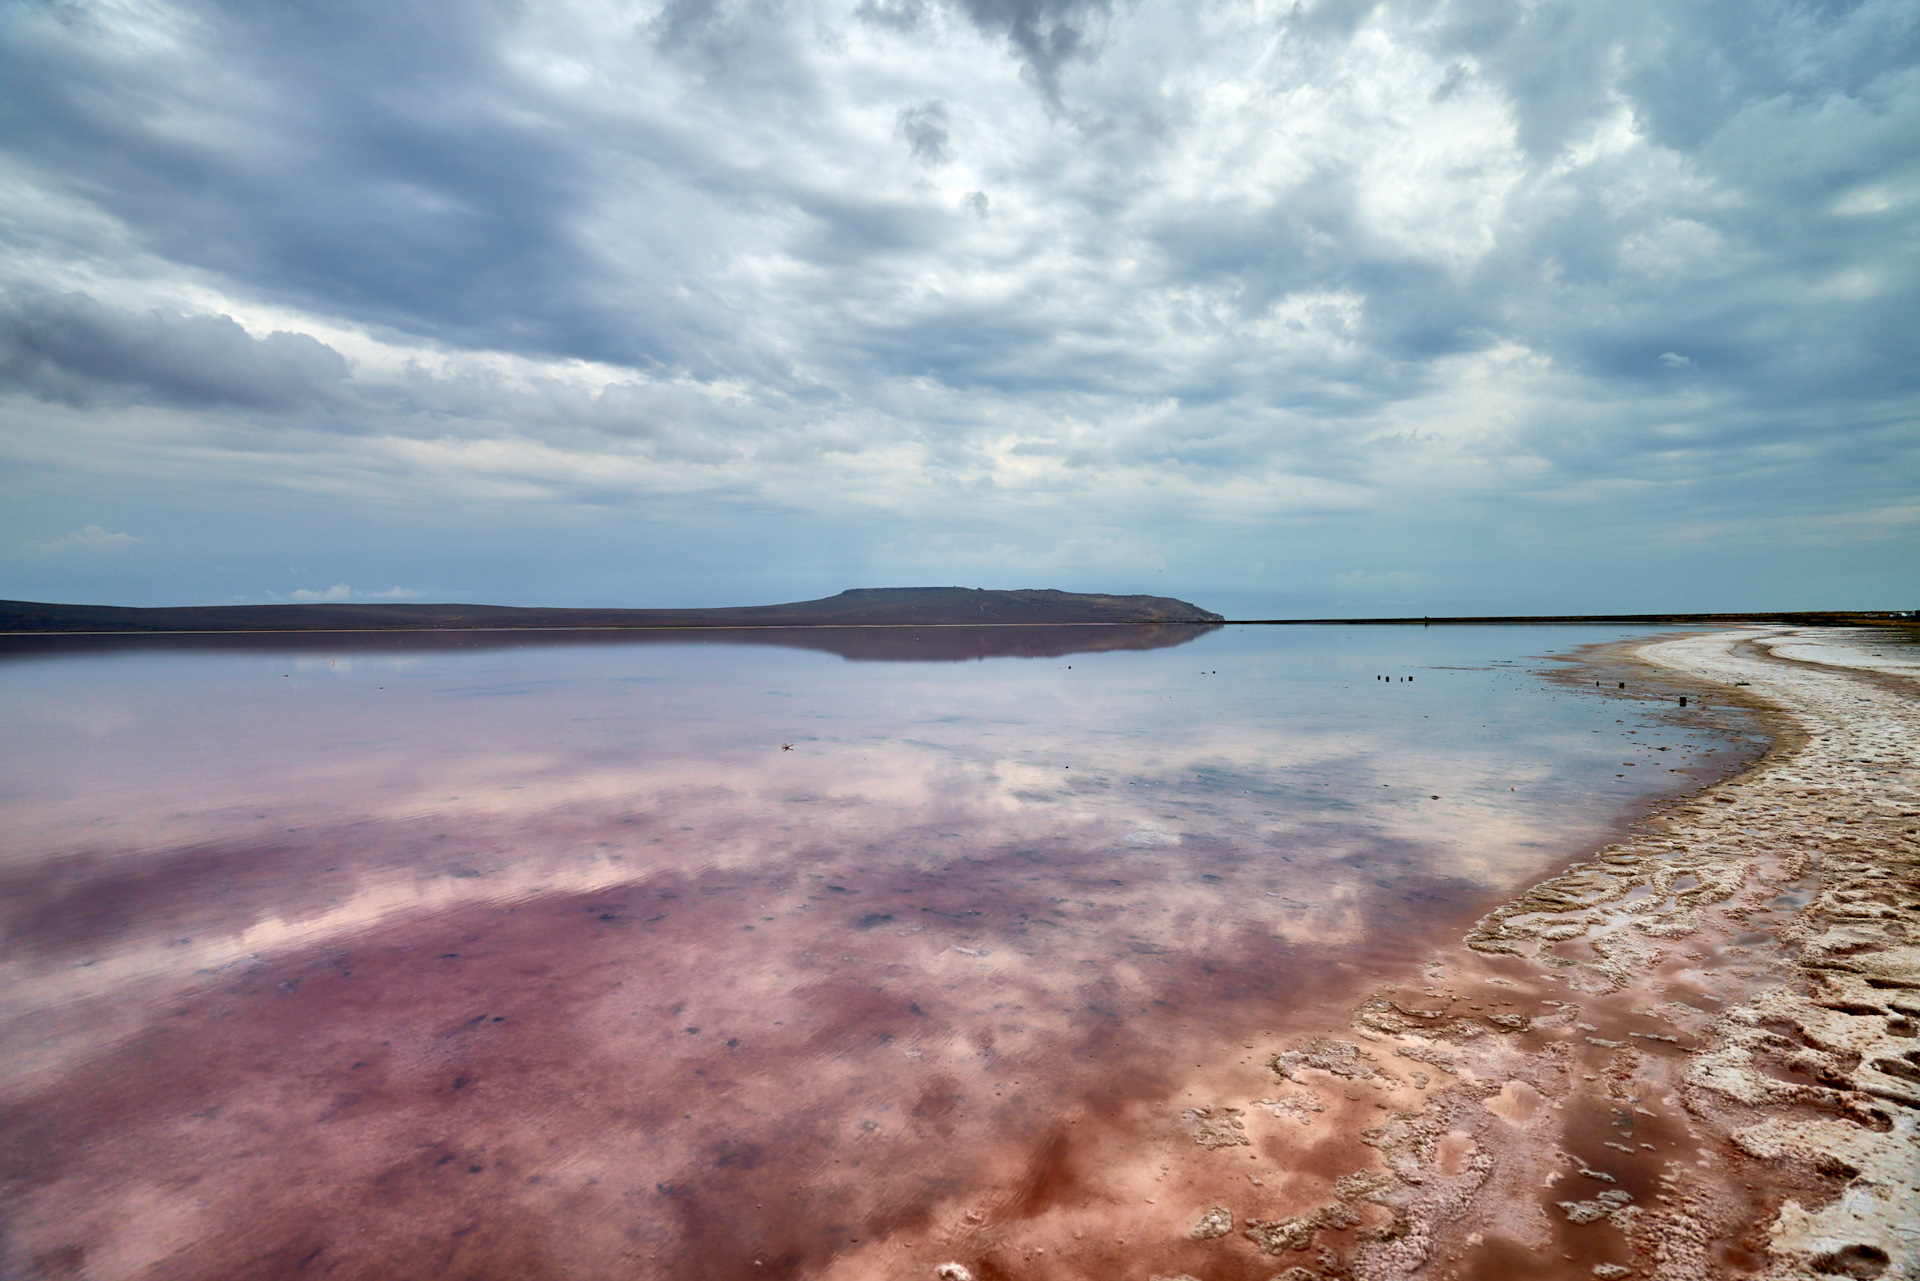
[0,588,1226,633]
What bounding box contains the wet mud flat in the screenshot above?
[0,626,1848,1280]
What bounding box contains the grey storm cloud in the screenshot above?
[951,0,1112,99]
[854,0,1110,96]
[896,102,954,166]
[0,293,350,410]
[3,0,667,368]
[0,0,1914,613]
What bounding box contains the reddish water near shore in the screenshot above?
[0,625,1760,1280]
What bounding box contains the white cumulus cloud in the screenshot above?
[289,584,353,603]
[278,584,424,603]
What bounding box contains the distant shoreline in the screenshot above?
[1230,610,1917,626]
[0,587,1222,635]
[0,592,1910,636]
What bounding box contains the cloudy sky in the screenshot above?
[1,0,1915,615]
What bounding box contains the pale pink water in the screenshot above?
[0,625,1758,1279]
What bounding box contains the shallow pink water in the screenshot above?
[0,625,1759,1279]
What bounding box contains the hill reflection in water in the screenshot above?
[0,621,1219,664]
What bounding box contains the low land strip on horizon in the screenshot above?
[0,588,1222,634]
[0,590,1913,635]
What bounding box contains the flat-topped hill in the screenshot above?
[0,587,1224,634]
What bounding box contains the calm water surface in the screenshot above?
[0,624,1759,1280]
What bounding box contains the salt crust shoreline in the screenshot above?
[1137,628,1919,1281]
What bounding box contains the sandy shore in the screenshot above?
[1085,627,1918,1281]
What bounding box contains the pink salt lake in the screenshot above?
[0,624,1758,1280]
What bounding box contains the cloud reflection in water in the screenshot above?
[0,625,1757,1278]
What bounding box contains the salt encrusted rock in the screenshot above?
[1358,1111,1431,1183]
[1245,1214,1319,1254]
[1181,1105,1250,1148]
[1189,1205,1233,1240]
[1270,1037,1378,1082]
[1335,1169,1400,1202]
[1253,1093,1325,1123]
[1244,1203,1362,1256]
[1392,1040,1458,1073]
[1558,1189,1633,1224]
[1686,1045,1772,1105]
[1730,1114,1920,1272]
